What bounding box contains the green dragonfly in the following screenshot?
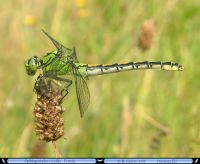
[25,30,183,117]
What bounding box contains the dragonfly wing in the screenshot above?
[72,65,90,117]
[42,30,73,73]
[42,30,89,116]
[71,47,79,63]
[42,30,80,74]
[42,29,72,58]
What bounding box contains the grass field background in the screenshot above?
[0,0,200,157]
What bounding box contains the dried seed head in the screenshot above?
[138,20,155,51]
[34,79,65,142]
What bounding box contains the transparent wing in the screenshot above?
[42,29,72,58]
[71,47,79,63]
[72,64,90,117]
[42,30,89,117]
[42,30,79,72]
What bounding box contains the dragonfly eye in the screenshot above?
[24,57,38,76]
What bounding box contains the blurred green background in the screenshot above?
[0,0,200,157]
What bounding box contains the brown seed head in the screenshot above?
[34,79,65,142]
[139,20,155,51]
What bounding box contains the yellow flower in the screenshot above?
[75,0,86,8]
[24,15,37,26]
[138,19,155,51]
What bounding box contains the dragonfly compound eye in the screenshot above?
[24,57,38,76]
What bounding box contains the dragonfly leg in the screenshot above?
[50,76,72,103]
[34,75,54,98]
[60,90,68,103]
[34,74,44,92]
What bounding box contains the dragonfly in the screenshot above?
[24,30,183,117]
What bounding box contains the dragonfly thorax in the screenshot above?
[24,56,42,76]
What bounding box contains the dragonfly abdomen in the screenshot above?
[85,61,183,77]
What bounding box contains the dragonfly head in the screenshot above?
[24,56,41,76]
